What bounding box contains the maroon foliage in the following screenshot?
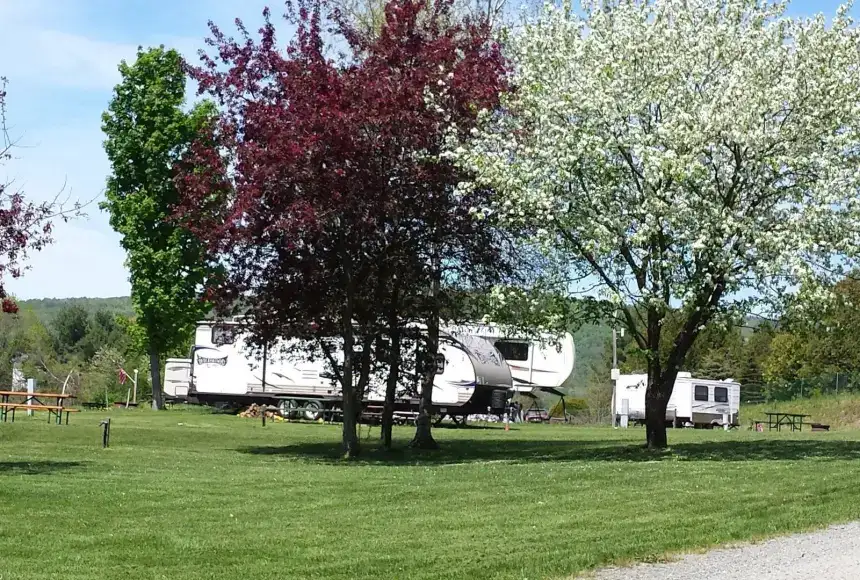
[175,0,508,455]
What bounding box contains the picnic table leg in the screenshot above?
[11,406,15,423]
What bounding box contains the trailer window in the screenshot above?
[494,341,529,361]
[211,325,238,346]
[694,385,709,402]
[714,386,729,403]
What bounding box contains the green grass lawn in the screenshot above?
[2,409,860,579]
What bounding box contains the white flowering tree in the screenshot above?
[455,0,860,448]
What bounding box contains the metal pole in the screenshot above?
[261,343,268,393]
[610,328,618,427]
[612,328,618,369]
[527,343,535,387]
[133,369,138,404]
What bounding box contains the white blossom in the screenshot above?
[453,0,860,330]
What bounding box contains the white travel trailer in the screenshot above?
[613,372,741,427]
[443,324,575,392]
[163,358,192,398]
[189,321,512,417]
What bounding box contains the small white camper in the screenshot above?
[613,372,740,427]
[163,358,191,398]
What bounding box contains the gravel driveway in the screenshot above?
[588,522,860,579]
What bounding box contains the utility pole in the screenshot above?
[610,318,620,427]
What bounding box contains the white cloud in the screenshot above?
[6,221,129,299]
[0,4,138,91]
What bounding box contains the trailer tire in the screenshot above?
[303,400,323,422]
[279,399,300,420]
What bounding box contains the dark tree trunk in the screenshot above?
[340,335,360,458]
[381,324,401,450]
[643,278,727,449]
[340,273,360,458]
[342,383,360,458]
[149,347,163,411]
[411,314,439,450]
[645,366,670,450]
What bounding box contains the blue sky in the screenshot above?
[0,0,855,299]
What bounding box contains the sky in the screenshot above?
[0,0,856,299]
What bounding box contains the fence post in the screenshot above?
[26,378,35,417]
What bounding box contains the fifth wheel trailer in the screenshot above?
[444,324,575,392]
[613,372,741,427]
[188,321,514,418]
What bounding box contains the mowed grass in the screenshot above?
[2,409,860,579]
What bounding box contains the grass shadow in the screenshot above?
[237,438,860,466]
[0,461,87,475]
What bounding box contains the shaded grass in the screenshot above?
[1,408,859,579]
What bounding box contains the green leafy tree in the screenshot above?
[102,46,215,410]
[52,305,90,359]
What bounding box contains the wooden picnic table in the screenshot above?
[764,411,810,432]
[0,391,76,425]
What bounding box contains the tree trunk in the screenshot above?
[340,331,361,458]
[411,314,439,450]
[342,383,360,458]
[381,325,401,450]
[339,266,361,458]
[645,361,678,450]
[149,347,163,411]
[644,386,668,449]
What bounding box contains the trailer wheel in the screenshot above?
[451,415,467,428]
[279,399,299,420]
[303,400,323,422]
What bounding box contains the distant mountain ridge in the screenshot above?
[19,297,134,324]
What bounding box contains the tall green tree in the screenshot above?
[102,46,215,410]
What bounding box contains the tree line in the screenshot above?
[0,302,183,405]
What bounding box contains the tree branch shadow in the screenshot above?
[237,438,860,466]
[0,461,86,475]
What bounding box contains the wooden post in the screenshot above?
[100,418,111,448]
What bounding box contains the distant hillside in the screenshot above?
[19,297,134,324]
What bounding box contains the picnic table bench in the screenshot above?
[764,411,810,432]
[0,391,78,425]
[750,412,829,433]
